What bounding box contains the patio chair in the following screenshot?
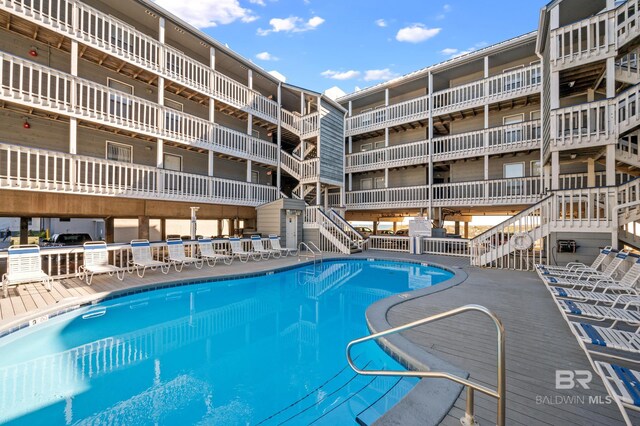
[130,239,170,278]
[560,299,640,327]
[571,322,640,355]
[548,257,640,303]
[197,238,233,266]
[540,250,631,288]
[229,237,261,263]
[166,238,204,271]
[250,235,280,259]
[594,362,640,426]
[79,241,124,285]
[535,246,613,276]
[1,244,52,297]
[269,235,298,256]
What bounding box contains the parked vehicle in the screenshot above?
[44,233,93,247]
[354,226,373,237]
[395,229,409,236]
[376,230,395,236]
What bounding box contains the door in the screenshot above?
[286,213,298,249]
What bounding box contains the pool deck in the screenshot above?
[0,251,637,425]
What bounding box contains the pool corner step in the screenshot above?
[355,377,418,426]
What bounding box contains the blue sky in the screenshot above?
[154,0,545,95]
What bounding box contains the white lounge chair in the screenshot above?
[79,241,124,285]
[594,362,640,426]
[560,299,640,327]
[130,239,170,278]
[197,238,233,266]
[541,251,630,288]
[571,321,640,355]
[167,238,203,271]
[250,235,279,259]
[1,244,52,297]
[229,237,260,263]
[549,257,640,301]
[536,246,613,276]
[269,235,298,256]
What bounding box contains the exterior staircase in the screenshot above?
[303,206,366,254]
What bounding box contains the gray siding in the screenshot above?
[256,198,304,244]
[548,232,611,266]
[319,100,345,184]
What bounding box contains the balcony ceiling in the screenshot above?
[558,0,605,27]
[559,63,607,97]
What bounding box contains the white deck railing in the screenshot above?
[346,64,541,137]
[345,120,541,173]
[1,0,282,122]
[368,236,410,252]
[0,143,278,206]
[0,50,280,166]
[422,237,470,257]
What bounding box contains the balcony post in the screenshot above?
[606,144,616,186]
[277,82,282,189]
[19,217,28,245]
[428,72,434,219]
[105,217,114,244]
[208,46,216,196]
[138,216,149,240]
[551,151,560,190]
[587,158,596,187]
[316,181,321,206]
[606,57,615,99]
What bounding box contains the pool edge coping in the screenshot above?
[363,258,470,426]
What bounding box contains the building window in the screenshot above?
[503,65,524,91]
[164,153,182,171]
[251,171,260,184]
[531,110,541,139]
[164,98,183,133]
[108,78,134,119]
[106,141,133,163]
[374,177,385,188]
[531,160,541,177]
[504,162,525,195]
[360,178,373,190]
[361,143,372,152]
[251,129,260,139]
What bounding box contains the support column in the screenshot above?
[324,187,329,209]
[464,221,469,239]
[247,69,253,183]
[217,219,223,238]
[316,182,321,205]
[247,160,253,183]
[340,185,345,207]
[69,39,78,187]
[551,151,560,190]
[276,82,282,189]
[427,73,434,219]
[209,46,216,179]
[20,217,29,245]
[228,219,235,237]
[606,144,616,186]
[385,168,389,188]
[393,222,397,233]
[454,221,460,235]
[587,158,596,187]
[105,217,114,243]
[348,174,352,191]
[606,57,616,99]
[138,216,150,240]
[373,221,378,235]
[160,218,167,240]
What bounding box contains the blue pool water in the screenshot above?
[0,259,452,425]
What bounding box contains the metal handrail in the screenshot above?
[297,241,323,265]
[346,304,505,426]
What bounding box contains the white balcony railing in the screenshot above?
[345,120,540,173]
[346,64,541,137]
[281,110,320,139]
[0,50,280,167]
[1,0,281,122]
[0,143,278,206]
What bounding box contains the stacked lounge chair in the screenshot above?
[197,238,233,266]
[166,238,203,271]
[80,241,124,285]
[130,239,170,277]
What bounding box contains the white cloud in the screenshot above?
[256,51,278,61]
[321,69,361,80]
[375,19,387,27]
[324,86,347,101]
[257,16,325,35]
[364,68,399,82]
[249,0,265,5]
[396,24,441,43]
[268,70,287,82]
[443,4,451,12]
[152,0,257,28]
[442,42,488,58]
[440,48,458,55]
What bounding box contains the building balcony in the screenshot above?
[0,142,278,206]
[344,177,543,210]
[1,0,283,123]
[280,152,319,183]
[345,120,541,173]
[281,110,320,139]
[0,50,279,167]
[550,83,640,152]
[345,64,541,137]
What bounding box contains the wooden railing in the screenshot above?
[0,143,278,206]
[346,120,541,173]
[1,0,281,122]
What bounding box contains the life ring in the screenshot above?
[510,232,533,251]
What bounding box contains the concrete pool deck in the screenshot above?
[0,251,637,425]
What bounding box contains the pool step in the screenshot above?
[355,377,418,425]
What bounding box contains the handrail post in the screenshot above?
[461,387,478,426]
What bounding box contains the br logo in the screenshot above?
[556,370,592,390]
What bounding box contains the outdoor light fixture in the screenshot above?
[567,81,575,88]
[570,153,577,159]
[23,118,31,129]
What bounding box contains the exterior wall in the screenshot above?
[319,99,345,184]
[256,198,304,244]
[548,232,611,266]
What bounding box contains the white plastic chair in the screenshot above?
[80,241,124,285]
[268,235,298,256]
[2,244,52,297]
[130,239,170,278]
[229,237,260,263]
[197,238,233,266]
[250,235,279,259]
[166,238,203,271]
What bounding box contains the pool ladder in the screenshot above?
[298,241,323,265]
[346,304,505,426]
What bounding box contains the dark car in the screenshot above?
[45,233,93,246]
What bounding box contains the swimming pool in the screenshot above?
[0,259,453,425]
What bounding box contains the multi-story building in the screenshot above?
[3,0,640,269]
[0,0,345,245]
